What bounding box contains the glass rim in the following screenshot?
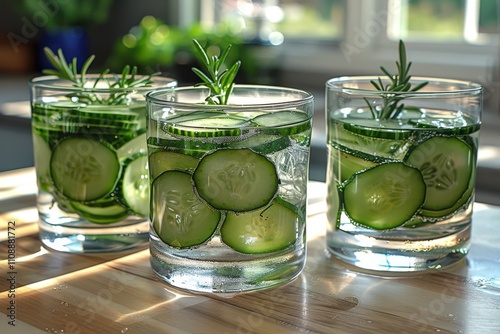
[326,76,483,96]
[30,74,177,93]
[146,84,314,110]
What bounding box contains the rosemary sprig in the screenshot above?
[365,40,428,120]
[42,47,159,105]
[191,39,241,105]
[43,48,97,88]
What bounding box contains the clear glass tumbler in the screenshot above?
[30,75,177,253]
[146,85,314,293]
[326,76,483,271]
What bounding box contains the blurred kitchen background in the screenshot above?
[2,0,500,203]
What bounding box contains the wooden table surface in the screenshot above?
[1,167,499,334]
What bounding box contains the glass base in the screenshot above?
[39,220,149,253]
[150,240,305,294]
[327,224,471,272]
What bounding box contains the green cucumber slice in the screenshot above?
[165,115,250,137]
[326,181,342,230]
[165,111,227,124]
[72,198,129,224]
[405,136,474,213]
[32,132,53,192]
[418,152,476,219]
[408,118,480,135]
[330,121,413,159]
[44,100,87,109]
[251,110,311,135]
[343,119,413,140]
[149,151,199,180]
[147,137,216,158]
[151,170,220,248]
[35,103,143,131]
[227,134,291,154]
[50,137,121,202]
[79,105,141,121]
[192,148,279,212]
[343,162,426,230]
[221,199,299,254]
[116,133,147,161]
[121,154,150,216]
[331,147,379,183]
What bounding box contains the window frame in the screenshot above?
[188,0,499,96]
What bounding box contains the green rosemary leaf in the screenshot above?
[191,39,241,105]
[392,83,406,91]
[402,82,412,91]
[405,61,413,78]
[42,47,158,105]
[218,45,232,68]
[121,65,130,86]
[222,61,241,88]
[57,49,74,82]
[193,39,211,69]
[364,98,377,119]
[380,67,394,82]
[398,40,407,79]
[80,54,95,85]
[367,40,428,120]
[411,81,429,92]
[371,80,381,91]
[192,68,214,87]
[378,78,387,90]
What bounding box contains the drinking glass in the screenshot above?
[30,75,177,253]
[146,85,314,293]
[326,76,482,271]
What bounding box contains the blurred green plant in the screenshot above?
[106,16,256,82]
[15,0,113,30]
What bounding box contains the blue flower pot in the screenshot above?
[37,27,90,71]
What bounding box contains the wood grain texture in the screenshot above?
[1,168,499,334]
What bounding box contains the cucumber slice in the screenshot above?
[227,134,291,155]
[251,110,311,135]
[35,103,143,132]
[32,132,53,192]
[147,137,216,158]
[405,136,474,213]
[148,151,198,180]
[50,137,121,202]
[331,147,378,183]
[330,121,413,159]
[192,148,279,212]
[418,151,476,218]
[408,118,480,135]
[151,170,220,248]
[72,198,130,224]
[165,115,250,137]
[165,111,227,124]
[343,119,413,140]
[116,133,147,161]
[121,154,150,216]
[343,162,426,230]
[44,100,87,109]
[79,105,141,122]
[326,180,342,230]
[221,199,299,254]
